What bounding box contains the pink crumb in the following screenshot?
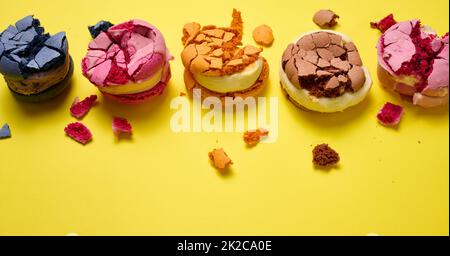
[64,122,93,144]
[112,117,132,135]
[70,95,98,119]
[377,102,404,126]
[371,14,397,33]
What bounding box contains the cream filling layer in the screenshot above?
[193,58,263,93]
[99,67,163,95]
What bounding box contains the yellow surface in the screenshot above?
[0,0,448,236]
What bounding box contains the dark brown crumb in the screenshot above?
[312,144,340,167]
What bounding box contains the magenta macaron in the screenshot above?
[376,18,449,108]
[81,20,172,104]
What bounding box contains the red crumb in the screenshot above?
[70,95,97,119]
[377,102,404,126]
[312,144,340,167]
[243,128,269,146]
[64,122,92,145]
[179,92,186,96]
[370,14,397,33]
[208,148,233,169]
[112,117,132,135]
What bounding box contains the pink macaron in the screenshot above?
[375,17,449,108]
[82,20,172,104]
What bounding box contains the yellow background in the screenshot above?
[0,0,448,236]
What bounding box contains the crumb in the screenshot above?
[64,122,92,145]
[312,144,340,167]
[208,148,233,169]
[377,102,404,127]
[252,25,274,46]
[112,117,132,135]
[243,128,269,146]
[70,95,97,119]
[0,123,11,139]
[179,92,186,96]
[370,14,397,33]
[313,9,339,28]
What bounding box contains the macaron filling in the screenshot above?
[98,66,163,95]
[193,57,263,93]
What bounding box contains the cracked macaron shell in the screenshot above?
[0,16,68,78]
[0,15,71,96]
[282,30,366,98]
[280,30,372,113]
[82,19,172,90]
[376,19,449,107]
[181,10,263,77]
[180,9,268,97]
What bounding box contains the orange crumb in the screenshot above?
[179,92,186,96]
[252,25,274,46]
[208,148,233,169]
[243,128,269,146]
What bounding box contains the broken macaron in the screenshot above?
[375,17,449,108]
[280,30,372,112]
[0,15,73,102]
[82,20,172,104]
[181,9,269,102]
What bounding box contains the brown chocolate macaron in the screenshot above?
[280,30,372,112]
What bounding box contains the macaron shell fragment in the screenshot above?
[70,95,97,119]
[64,122,92,145]
[208,148,233,169]
[0,123,11,139]
[112,117,132,135]
[252,25,274,46]
[313,10,339,28]
[377,102,404,126]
